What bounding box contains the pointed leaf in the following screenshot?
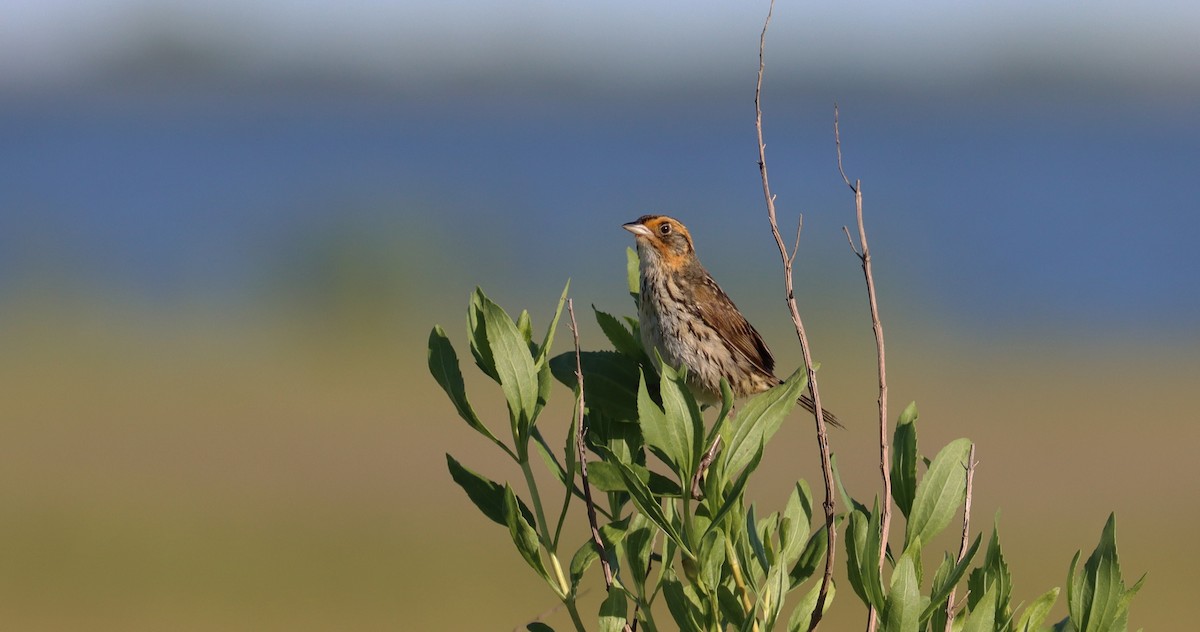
[961,583,998,632]
[722,368,806,476]
[595,307,644,358]
[882,554,921,632]
[787,580,836,632]
[446,454,534,527]
[477,291,540,444]
[779,482,813,570]
[468,289,498,381]
[570,539,601,592]
[1017,587,1060,632]
[503,485,552,589]
[429,327,508,452]
[535,280,570,364]
[704,441,764,539]
[550,350,641,422]
[637,368,692,477]
[697,528,726,592]
[657,363,704,479]
[905,438,971,551]
[662,569,704,632]
[891,401,919,519]
[613,459,689,556]
[599,588,629,632]
[922,534,982,624]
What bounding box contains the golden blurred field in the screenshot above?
[0,288,1192,631]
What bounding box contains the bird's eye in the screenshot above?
[659,223,672,235]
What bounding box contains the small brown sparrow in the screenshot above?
[624,214,839,426]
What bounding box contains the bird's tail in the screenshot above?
[798,394,843,429]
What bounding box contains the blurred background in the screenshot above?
[1,0,1196,629]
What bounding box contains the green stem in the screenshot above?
[522,458,570,596]
[565,598,588,632]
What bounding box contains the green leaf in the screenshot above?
[845,502,886,612]
[503,485,553,591]
[612,459,690,556]
[787,580,835,632]
[704,441,764,539]
[657,363,704,480]
[626,247,640,305]
[791,522,830,586]
[550,350,642,423]
[587,460,682,497]
[570,539,600,592]
[721,368,807,476]
[779,482,814,571]
[905,438,972,551]
[637,368,690,477]
[595,307,644,358]
[624,515,655,590]
[468,289,498,381]
[476,290,541,446]
[746,508,769,574]
[891,401,919,519]
[428,326,509,454]
[517,309,534,347]
[1069,514,1142,632]
[882,553,921,632]
[535,280,570,365]
[718,585,748,630]
[967,521,1012,628]
[922,535,982,625]
[844,508,871,607]
[1017,587,1060,632]
[662,569,704,632]
[961,582,998,632]
[527,623,555,632]
[763,561,790,630]
[445,454,534,527]
[697,528,726,592]
[599,588,629,632]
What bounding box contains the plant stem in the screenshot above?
[565,598,588,632]
[725,536,761,632]
[522,458,570,595]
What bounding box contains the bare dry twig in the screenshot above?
[568,299,632,632]
[835,104,892,632]
[754,2,837,629]
[944,444,978,632]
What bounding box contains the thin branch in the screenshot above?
[835,105,891,632]
[944,444,978,632]
[755,2,837,629]
[789,214,804,265]
[569,299,631,630]
[841,225,860,257]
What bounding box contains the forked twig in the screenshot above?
[835,104,891,632]
[944,444,978,632]
[755,2,837,629]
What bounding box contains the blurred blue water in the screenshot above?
[1,94,1196,332]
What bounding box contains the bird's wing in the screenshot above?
[693,273,776,376]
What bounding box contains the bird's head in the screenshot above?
[622,215,696,266]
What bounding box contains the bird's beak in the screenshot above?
[623,221,652,238]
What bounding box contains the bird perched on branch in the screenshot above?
[623,214,840,427]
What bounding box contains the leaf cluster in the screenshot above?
[427,255,1142,632]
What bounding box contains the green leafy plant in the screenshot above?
[427,261,1143,631]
